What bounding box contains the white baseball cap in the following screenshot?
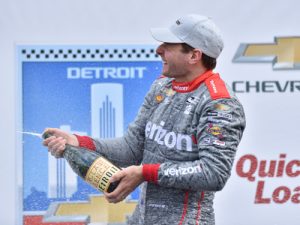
[150,14,224,58]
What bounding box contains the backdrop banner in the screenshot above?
[18,41,300,225]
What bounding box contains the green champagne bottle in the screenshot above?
[42,132,121,193]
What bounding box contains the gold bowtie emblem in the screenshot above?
[233,37,300,70]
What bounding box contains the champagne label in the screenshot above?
[85,157,120,192]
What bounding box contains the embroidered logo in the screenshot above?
[165,88,176,96]
[155,95,164,103]
[214,103,230,111]
[206,123,224,139]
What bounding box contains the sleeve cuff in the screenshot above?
[74,134,96,151]
[142,164,160,184]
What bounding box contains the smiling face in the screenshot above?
[156,43,193,81]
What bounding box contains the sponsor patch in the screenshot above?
[200,137,212,145]
[184,96,199,115]
[199,137,226,147]
[214,103,230,111]
[207,117,229,124]
[186,96,200,105]
[207,112,232,120]
[164,88,176,96]
[213,140,226,146]
[155,95,164,103]
[206,123,224,139]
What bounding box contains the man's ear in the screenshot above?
[189,49,202,64]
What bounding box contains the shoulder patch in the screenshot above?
[205,74,231,100]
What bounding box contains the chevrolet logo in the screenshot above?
[232,37,300,69]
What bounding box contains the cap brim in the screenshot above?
[150,28,184,43]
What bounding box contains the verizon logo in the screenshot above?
[145,121,192,151]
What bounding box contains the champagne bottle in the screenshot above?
[43,132,121,193]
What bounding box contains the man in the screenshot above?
[44,14,246,225]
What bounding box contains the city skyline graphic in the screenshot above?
[47,83,124,199]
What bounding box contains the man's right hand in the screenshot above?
[42,128,79,158]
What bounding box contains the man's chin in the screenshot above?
[161,72,172,78]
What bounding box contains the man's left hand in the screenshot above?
[104,165,144,203]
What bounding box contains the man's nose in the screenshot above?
[156,44,164,55]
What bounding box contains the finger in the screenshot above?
[104,192,116,203]
[105,193,126,203]
[43,128,56,138]
[110,170,125,183]
[104,195,112,203]
[104,183,129,203]
[116,193,127,202]
[105,184,123,198]
[44,127,58,134]
[48,142,58,151]
[48,137,64,148]
[105,185,128,202]
[43,135,56,145]
[50,146,64,158]
[55,145,66,158]
[49,138,66,157]
[44,128,64,139]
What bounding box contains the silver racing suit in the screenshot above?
[77,71,246,225]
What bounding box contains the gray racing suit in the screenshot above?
[77,70,246,225]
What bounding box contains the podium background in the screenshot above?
[1,0,300,224]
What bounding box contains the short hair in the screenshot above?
[181,43,217,70]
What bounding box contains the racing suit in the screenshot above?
[76,70,246,225]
